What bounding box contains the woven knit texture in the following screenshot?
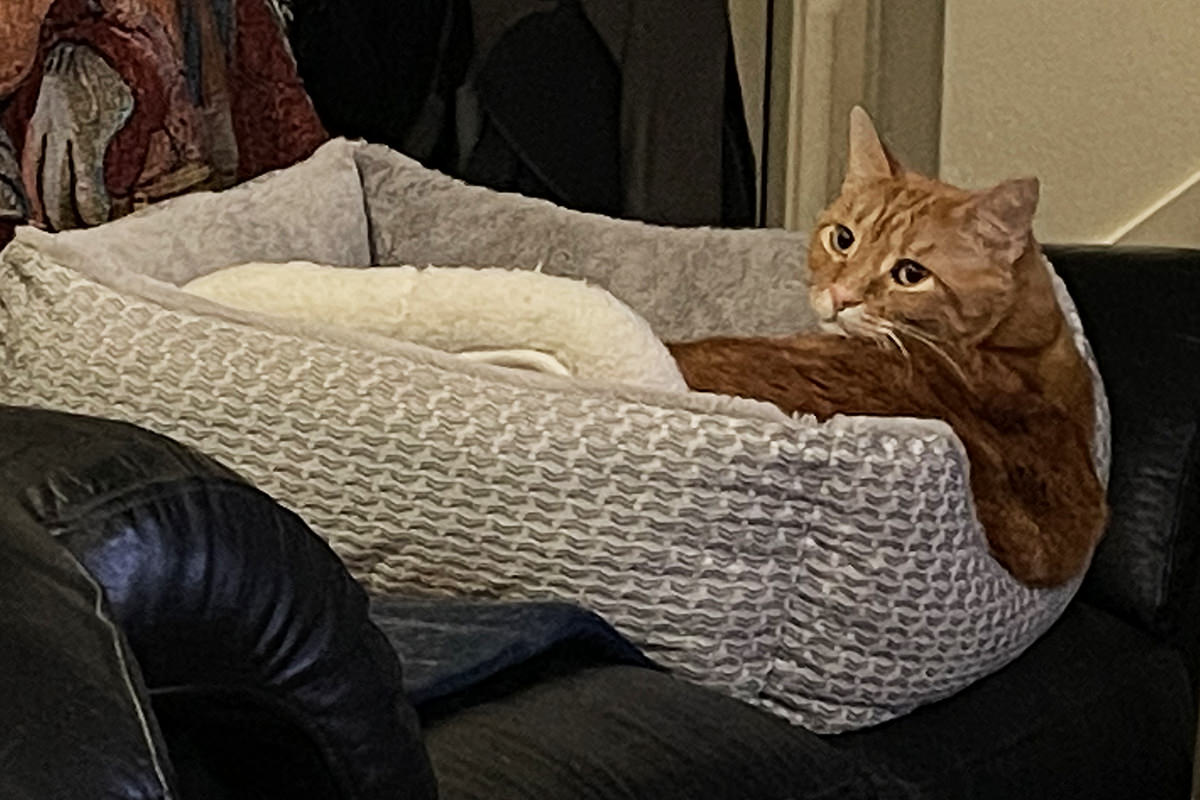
[0,142,1109,733]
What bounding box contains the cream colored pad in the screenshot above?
[182,261,688,393]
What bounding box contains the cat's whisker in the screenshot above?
[861,314,904,355]
[862,326,891,352]
[866,317,915,380]
[884,329,909,359]
[892,322,971,386]
[870,326,892,353]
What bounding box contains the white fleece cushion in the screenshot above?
[182,261,688,393]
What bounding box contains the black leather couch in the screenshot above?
[2,245,1197,799]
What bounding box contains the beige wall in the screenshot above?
[940,1,1200,246]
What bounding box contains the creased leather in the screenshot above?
[0,485,178,799]
[1048,245,1200,657]
[0,405,437,800]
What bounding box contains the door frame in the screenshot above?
[760,0,945,230]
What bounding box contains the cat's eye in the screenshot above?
[891,259,930,286]
[826,224,855,254]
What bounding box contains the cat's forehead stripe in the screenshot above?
[830,188,950,275]
[873,192,944,251]
[852,202,886,231]
[840,184,970,271]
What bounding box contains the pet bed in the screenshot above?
[0,139,1110,733]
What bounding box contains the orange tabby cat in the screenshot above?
[668,108,1106,588]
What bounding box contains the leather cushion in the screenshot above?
[831,601,1195,800]
[0,502,178,799]
[0,405,435,800]
[421,604,1193,800]
[1048,246,1200,660]
[422,656,914,800]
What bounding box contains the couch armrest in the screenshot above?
[0,405,436,800]
[0,502,179,799]
[1046,245,1200,683]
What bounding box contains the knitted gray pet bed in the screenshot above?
[0,140,1109,733]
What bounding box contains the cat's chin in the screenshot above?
[819,320,850,337]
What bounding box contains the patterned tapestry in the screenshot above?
[0,0,327,247]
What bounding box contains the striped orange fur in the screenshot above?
[668,108,1105,587]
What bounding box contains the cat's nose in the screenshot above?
[829,284,859,314]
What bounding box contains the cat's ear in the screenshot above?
[975,177,1040,238]
[972,177,1039,265]
[844,106,902,185]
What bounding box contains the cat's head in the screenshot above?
[808,107,1042,347]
